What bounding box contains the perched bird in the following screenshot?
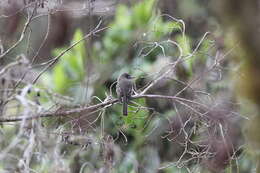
[116,73,134,116]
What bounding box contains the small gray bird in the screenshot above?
[116,73,134,116]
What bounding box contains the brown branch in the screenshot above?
[0,94,207,123]
[0,97,118,122]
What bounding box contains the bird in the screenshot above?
[116,73,134,116]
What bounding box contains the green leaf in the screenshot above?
[115,5,132,29]
[176,35,191,57]
[133,0,156,27]
[48,29,86,94]
[123,98,148,129]
[198,38,212,62]
[70,29,85,78]
[53,64,67,93]
[176,35,192,74]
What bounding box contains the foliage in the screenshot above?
[98,0,180,70]
[0,0,250,172]
[44,30,86,95]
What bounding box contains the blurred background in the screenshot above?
[0,0,259,172]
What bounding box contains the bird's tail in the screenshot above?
[123,95,128,116]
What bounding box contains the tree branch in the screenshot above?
[0,93,208,123]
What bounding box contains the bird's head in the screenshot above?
[120,73,134,79]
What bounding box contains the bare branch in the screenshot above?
[32,20,108,84]
[0,92,208,123]
[0,3,37,59]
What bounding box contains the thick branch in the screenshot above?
[0,97,118,122]
[0,93,207,123]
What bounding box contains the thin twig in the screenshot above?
[0,3,37,59]
[32,20,108,84]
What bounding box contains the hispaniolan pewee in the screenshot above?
[116,73,134,116]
